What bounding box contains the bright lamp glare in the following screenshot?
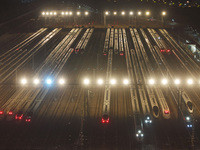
[174,79,180,85]
[123,79,129,85]
[54,12,57,15]
[129,11,133,15]
[186,116,190,121]
[33,79,40,85]
[113,11,117,15]
[85,11,88,15]
[148,79,155,85]
[50,12,53,15]
[83,78,90,85]
[138,11,142,15]
[110,79,116,85]
[162,11,166,15]
[69,11,72,15]
[105,11,109,15]
[21,78,27,85]
[46,12,49,15]
[61,12,64,15]
[59,78,65,85]
[187,79,193,85]
[46,78,53,85]
[121,11,125,15]
[65,12,68,15]
[77,11,80,15]
[97,79,103,85]
[146,11,150,16]
[42,12,45,15]
[161,78,168,85]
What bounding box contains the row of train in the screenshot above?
[101,27,194,141]
[74,28,94,54]
[103,28,125,56]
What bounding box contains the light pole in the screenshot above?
[85,11,89,26]
[104,11,109,27]
[161,11,166,27]
[129,11,133,26]
[75,11,81,25]
[135,11,142,28]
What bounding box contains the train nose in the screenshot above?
[153,106,159,117]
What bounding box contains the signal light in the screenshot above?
[160,49,165,52]
[120,53,124,56]
[164,110,169,114]
[102,118,109,123]
[26,119,31,122]
[8,111,13,115]
[0,111,3,115]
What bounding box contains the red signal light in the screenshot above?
[160,49,165,52]
[164,110,169,114]
[103,53,107,56]
[0,111,3,115]
[102,118,109,123]
[26,119,31,122]
[166,49,170,53]
[120,53,124,56]
[8,111,13,115]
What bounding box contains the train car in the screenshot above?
[80,28,94,54]
[182,110,193,128]
[75,28,90,54]
[109,28,114,49]
[103,28,110,55]
[114,28,118,54]
[102,88,110,124]
[102,113,109,123]
[119,28,124,56]
[181,91,193,113]
[160,48,171,54]
[103,40,109,56]
[162,106,170,119]
[152,105,159,118]
[134,113,144,142]
[144,114,152,124]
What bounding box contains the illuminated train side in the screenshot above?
[75,28,89,54]
[181,91,193,113]
[102,49,113,124]
[118,28,124,56]
[103,28,110,56]
[114,28,119,54]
